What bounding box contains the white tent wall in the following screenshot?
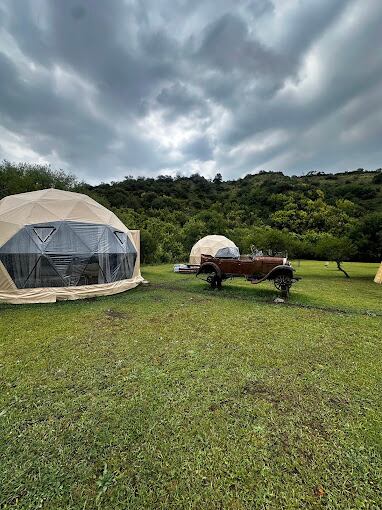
[130,230,142,280]
[375,262,382,284]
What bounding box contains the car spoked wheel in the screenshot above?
[204,271,222,289]
[273,274,292,298]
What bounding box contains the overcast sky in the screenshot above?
[0,0,381,183]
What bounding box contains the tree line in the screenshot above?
[0,161,381,265]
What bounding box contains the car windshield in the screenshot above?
[250,246,287,258]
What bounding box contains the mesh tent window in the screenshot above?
[114,231,127,245]
[33,226,56,243]
[0,221,137,289]
[215,246,240,258]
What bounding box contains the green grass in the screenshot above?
[148,260,382,315]
[0,261,381,509]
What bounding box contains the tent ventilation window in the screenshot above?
[33,226,56,243]
[114,231,126,245]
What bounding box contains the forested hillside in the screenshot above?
[1,161,381,263]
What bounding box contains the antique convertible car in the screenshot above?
[196,249,298,297]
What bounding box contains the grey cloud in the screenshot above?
[224,1,382,148]
[0,50,114,165]
[275,0,350,56]
[0,47,163,181]
[156,82,207,120]
[0,0,381,181]
[183,136,214,162]
[196,13,285,76]
[5,0,177,114]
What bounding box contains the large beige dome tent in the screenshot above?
[0,189,143,304]
[189,235,239,265]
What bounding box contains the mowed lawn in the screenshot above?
[0,261,381,509]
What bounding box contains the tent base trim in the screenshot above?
[0,275,144,304]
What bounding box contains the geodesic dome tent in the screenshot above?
[189,235,239,265]
[0,189,143,304]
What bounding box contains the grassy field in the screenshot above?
[0,261,381,509]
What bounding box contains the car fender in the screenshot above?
[265,264,294,281]
[196,262,223,279]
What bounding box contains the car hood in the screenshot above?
[255,256,286,265]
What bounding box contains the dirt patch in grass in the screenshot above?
[328,395,350,410]
[105,309,129,319]
[313,485,325,498]
[209,399,230,412]
[242,380,332,438]
[242,380,297,408]
[277,300,381,317]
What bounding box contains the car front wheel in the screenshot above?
[273,274,292,298]
[206,271,222,289]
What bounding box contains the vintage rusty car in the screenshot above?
[196,251,298,297]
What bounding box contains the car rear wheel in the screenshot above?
[205,270,222,289]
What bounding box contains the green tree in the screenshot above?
[251,227,291,255]
[181,219,207,252]
[0,160,79,198]
[1,162,381,265]
[140,230,158,264]
[315,236,356,278]
[349,212,382,262]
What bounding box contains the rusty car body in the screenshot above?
[196,253,298,297]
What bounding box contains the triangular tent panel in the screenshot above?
[114,231,127,246]
[38,198,79,220]
[27,202,63,224]
[33,226,56,243]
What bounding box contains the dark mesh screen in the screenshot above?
[0,221,137,289]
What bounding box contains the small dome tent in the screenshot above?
[375,262,382,284]
[189,235,239,265]
[0,189,143,304]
